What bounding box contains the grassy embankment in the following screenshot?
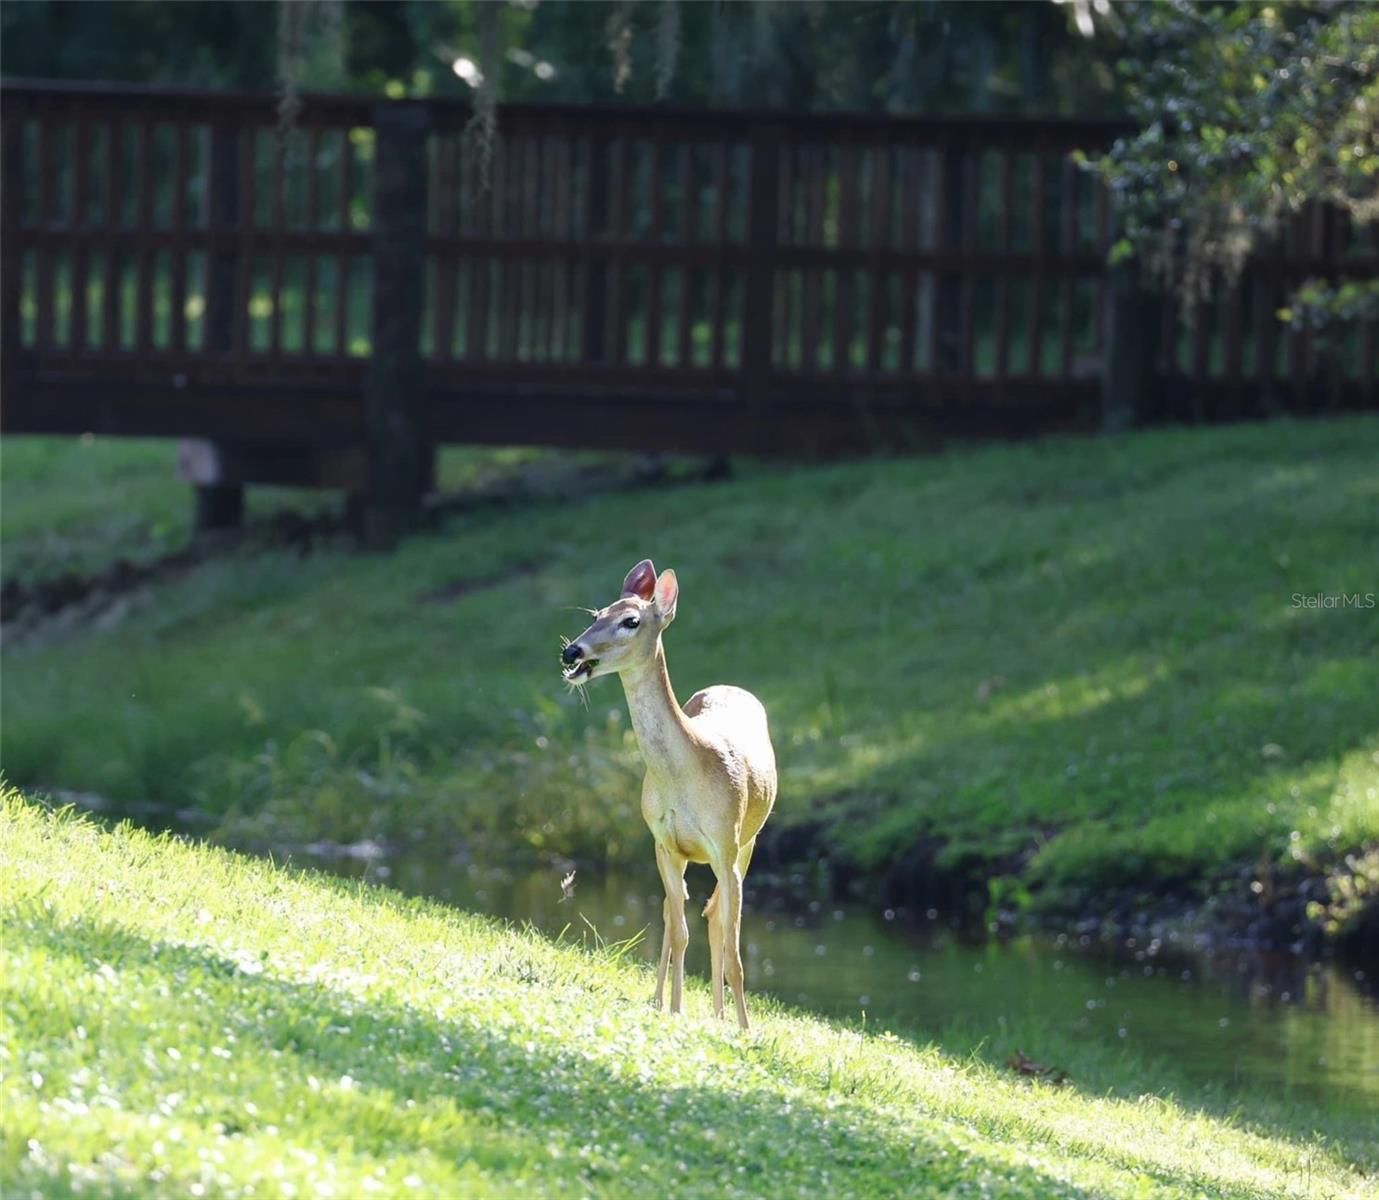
[2,417,1377,921]
[2,794,1376,1200]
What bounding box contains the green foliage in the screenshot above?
[1,1,1122,116]
[1306,848,1379,941]
[2,796,1374,1199]
[3,419,1377,916]
[1092,2,1379,322]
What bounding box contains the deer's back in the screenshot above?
[684,685,777,841]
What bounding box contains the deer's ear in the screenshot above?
[653,569,678,622]
[621,559,657,600]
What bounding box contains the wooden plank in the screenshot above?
[865,145,891,370]
[336,128,354,355]
[70,118,91,350]
[1029,148,1046,375]
[233,125,255,355]
[709,140,728,368]
[579,135,607,364]
[959,148,977,376]
[1091,172,1108,352]
[135,120,155,352]
[0,113,24,378]
[834,143,859,369]
[550,135,573,360]
[1190,293,1210,394]
[646,136,664,366]
[170,121,188,351]
[994,149,1013,376]
[606,137,625,366]
[674,142,692,365]
[430,132,456,360]
[897,148,920,373]
[461,132,485,360]
[303,126,320,353]
[268,126,286,354]
[204,123,239,359]
[1222,279,1244,415]
[34,116,55,348]
[1252,254,1278,388]
[498,137,520,360]
[531,138,553,360]
[801,145,825,368]
[1057,156,1076,377]
[101,119,122,351]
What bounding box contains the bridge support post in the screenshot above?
[363,102,431,551]
[1101,258,1163,431]
[191,124,247,534]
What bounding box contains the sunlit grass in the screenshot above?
[1,795,1373,1200]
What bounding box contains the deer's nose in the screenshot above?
[561,643,584,665]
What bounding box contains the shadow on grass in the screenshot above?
[7,907,1295,1200]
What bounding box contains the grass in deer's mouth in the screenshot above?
[563,657,599,682]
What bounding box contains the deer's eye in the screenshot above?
[620,616,640,630]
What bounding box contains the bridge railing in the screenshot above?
[3,81,1375,538]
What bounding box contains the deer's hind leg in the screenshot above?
[704,837,756,1021]
[709,838,756,1031]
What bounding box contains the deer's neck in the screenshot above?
[619,643,697,777]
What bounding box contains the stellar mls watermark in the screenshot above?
[1290,591,1376,610]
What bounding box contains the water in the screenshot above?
[300,846,1379,1113]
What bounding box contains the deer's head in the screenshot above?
[561,559,678,686]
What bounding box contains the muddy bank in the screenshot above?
[757,823,1379,960]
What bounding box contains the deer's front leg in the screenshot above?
[654,843,689,1015]
[704,886,725,1019]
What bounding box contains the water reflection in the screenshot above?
[300,848,1378,1111]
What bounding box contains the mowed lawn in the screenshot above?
[2,795,1375,1200]
[2,417,1377,910]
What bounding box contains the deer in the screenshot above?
[560,559,777,1029]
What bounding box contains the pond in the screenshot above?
[299,844,1379,1114]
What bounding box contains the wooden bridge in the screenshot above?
[3,80,1375,540]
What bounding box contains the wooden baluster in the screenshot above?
[1029,147,1046,376]
[674,142,693,367]
[70,117,91,351]
[1057,156,1076,377]
[834,143,858,371]
[303,126,320,354]
[646,137,664,368]
[336,128,354,355]
[34,115,55,349]
[865,145,892,372]
[709,140,727,369]
[170,122,188,352]
[994,150,1013,378]
[135,120,154,352]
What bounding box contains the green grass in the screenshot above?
[2,417,1377,914]
[2,795,1374,1200]
[0,436,611,587]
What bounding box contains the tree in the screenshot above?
[1088,1,1379,327]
